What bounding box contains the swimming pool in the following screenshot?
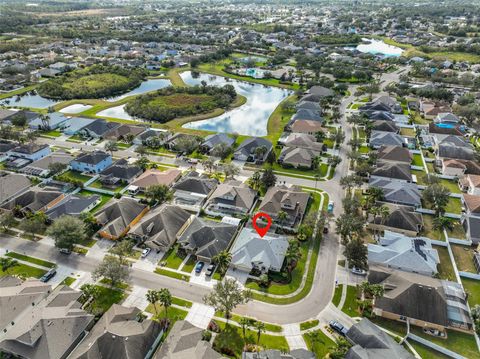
[436,123,455,129]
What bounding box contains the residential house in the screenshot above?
[368,231,439,276]
[462,194,480,216]
[128,168,182,194]
[28,112,68,130]
[345,319,414,359]
[373,120,399,133]
[420,100,451,120]
[0,109,18,123]
[459,174,480,195]
[305,85,334,98]
[369,177,421,207]
[377,145,412,164]
[0,278,94,359]
[290,108,324,123]
[434,112,460,124]
[0,173,31,205]
[368,204,423,236]
[95,197,149,240]
[360,96,403,114]
[278,147,320,169]
[1,187,65,214]
[103,124,146,141]
[8,143,51,162]
[280,133,323,151]
[368,266,473,333]
[45,194,100,220]
[99,158,142,187]
[371,160,413,183]
[463,214,480,244]
[68,305,162,359]
[205,180,256,217]
[172,171,218,210]
[428,122,463,136]
[441,158,480,177]
[130,204,191,252]
[296,100,321,113]
[164,133,200,151]
[61,117,94,136]
[70,151,112,174]
[233,137,272,163]
[290,119,325,135]
[243,349,315,359]
[153,320,222,358]
[230,228,289,273]
[133,128,169,146]
[0,141,16,162]
[200,133,235,153]
[20,152,74,177]
[369,131,404,149]
[258,185,310,229]
[78,119,121,139]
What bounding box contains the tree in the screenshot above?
[213,250,232,275]
[422,183,451,216]
[336,214,365,245]
[19,216,45,240]
[265,150,276,165]
[327,155,341,167]
[329,338,352,359]
[211,143,232,159]
[80,211,100,237]
[344,238,368,270]
[80,284,100,302]
[285,239,302,277]
[277,210,288,226]
[0,211,16,231]
[110,240,134,265]
[223,163,239,179]
[261,168,277,188]
[239,317,250,341]
[254,146,268,161]
[158,288,172,319]
[360,281,385,299]
[340,174,363,193]
[254,321,266,345]
[0,257,19,275]
[146,289,160,316]
[203,278,251,323]
[105,140,118,156]
[48,162,67,175]
[248,171,262,191]
[175,136,199,154]
[202,158,216,173]
[433,216,454,232]
[135,156,149,170]
[47,215,87,251]
[135,144,147,157]
[92,255,129,287]
[145,184,173,205]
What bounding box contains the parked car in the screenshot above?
[40,269,57,283]
[351,267,367,276]
[329,320,348,336]
[59,248,71,255]
[327,201,334,213]
[205,264,216,277]
[195,261,205,273]
[141,248,151,258]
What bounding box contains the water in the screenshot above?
[105,78,171,102]
[0,93,60,109]
[436,123,455,129]
[59,104,92,114]
[181,71,290,136]
[356,38,403,57]
[97,104,134,120]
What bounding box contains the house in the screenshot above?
[434,112,460,124]
[200,133,235,153]
[438,145,475,161]
[28,112,68,130]
[368,205,423,236]
[128,168,182,194]
[8,143,51,162]
[368,266,473,333]
[428,122,463,136]
[103,124,146,141]
[364,111,395,122]
[462,214,480,244]
[1,187,65,214]
[60,117,94,136]
[280,133,323,152]
[0,278,94,359]
[368,231,439,276]
[233,137,272,163]
[462,194,480,216]
[0,173,31,204]
[130,204,191,252]
[133,128,169,145]
[290,108,324,123]
[0,109,18,123]
[305,85,334,98]
[360,96,403,114]
[258,185,310,229]
[296,100,321,113]
[376,145,412,164]
[459,174,480,195]
[243,349,315,359]
[290,119,325,135]
[420,100,451,119]
[278,147,321,169]
[70,151,112,174]
[369,177,421,207]
[68,305,162,359]
[95,197,149,240]
[205,180,256,217]
[371,160,412,182]
[78,119,121,139]
[345,319,414,359]
[20,152,74,177]
[99,158,142,187]
[172,171,218,210]
[230,228,289,273]
[441,158,480,177]
[153,320,222,358]
[0,141,16,162]
[45,194,101,220]
[164,133,200,151]
[177,216,237,262]
[369,131,404,149]
[373,120,399,133]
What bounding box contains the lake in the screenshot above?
[97,104,134,121]
[59,104,93,114]
[0,93,60,109]
[105,78,171,102]
[356,38,403,57]
[181,71,290,136]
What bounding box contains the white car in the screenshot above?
[141,248,151,258]
[351,267,367,276]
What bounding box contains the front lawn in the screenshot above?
[303,329,335,359]
[332,285,343,307]
[60,277,76,286]
[146,303,188,322]
[82,285,125,316]
[42,130,62,137]
[300,319,319,331]
[5,252,56,268]
[154,267,190,282]
[341,285,360,317]
[180,255,196,273]
[433,245,456,281]
[0,262,47,279]
[161,244,185,270]
[451,245,476,273]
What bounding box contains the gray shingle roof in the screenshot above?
[73,151,111,165]
[173,171,218,196]
[45,194,100,220]
[371,161,412,182]
[369,131,404,148]
[0,173,31,204]
[369,178,421,207]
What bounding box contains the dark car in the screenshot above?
[323,226,329,234]
[205,264,216,277]
[329,320,348,336]
[195,261,205,273]
[40,268,57,283]
[59,248,71,255]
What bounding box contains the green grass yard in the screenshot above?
[411,153,424,167]
[341,285,360,317]
[303,329,335,359]
[434,245,456,281]
[462,278,480,307]
[5,252,56,268]
[451,245,476,273]
[83,285,125,315]
[0,262,47,279]
[332,285,343,307]
[154,267,190,282]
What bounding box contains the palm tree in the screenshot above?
[254,321,266,346]
[239,317,250,341]
[158,288,172,319]
[146,289,160,317]
[285,240,302,279]
[254,146,267,161]
[277,210,288,227]
[249,171,262,190]
[105,140,118,156]
[213,250,232,275]
[0,257,19,275]
[433,216,454,233]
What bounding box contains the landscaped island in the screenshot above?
[124,84,237,123]
[37,65,148,100]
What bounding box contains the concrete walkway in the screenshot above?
[185,303,215,329]
[283,324,308,350]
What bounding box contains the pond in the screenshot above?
[105,78,171,102]
[181,71,290,136]
[355,38,403,57]
[59,104,92,114]
[0,93,60,109]
[97,104,134,121]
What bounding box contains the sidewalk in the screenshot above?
[185,303,215,329]
[283,324,308,350]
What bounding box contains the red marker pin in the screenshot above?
[252,212,272,238]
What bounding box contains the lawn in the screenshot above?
[303,329,335,359]
[411,169,426,185]
[438,179,461,194]
[60,170,92,183]
[60,277,76,286]
[213,322,289,358]
[300,319,319,331]
[146,303,189,322]
[161,244,185,270]
[171,296,193,308]
[411,153,424,167]
[78,190,112,212]
[462,278,480,307]
[0,262,47,279]
[341,285,360,317]
[42,130,62,137]
[83,285,125,315]
[265,95,296,143]
[433,245,456,281]
[400,127,416,137]
[215,311,283,333]
[5,252,56,268]
[180,255,196,273]
[420,215,445,241]
[358,145,370,154]
[451,245,476,273]
[88,179,124,193]
[332,285,343,307]
[154,267,190,282]
[410,341,451,359]
[444,197,463,215]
